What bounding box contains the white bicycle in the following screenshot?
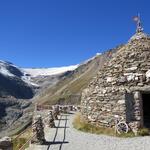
[114,115,129,134]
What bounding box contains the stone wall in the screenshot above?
[81,32,150,130]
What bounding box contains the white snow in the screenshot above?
[0,60,40,87]
[81,53,101,65]
[23,65,79,77]
[0,60,78,87]
[0,53,99,86]
[0,61,14,77]
[0,67,14,77]
[96,52,101,56]
[21,75,39,87]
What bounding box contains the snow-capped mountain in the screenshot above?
[23,65,78,77]
[0,60,35,99]
[0,60,79,99]
[0,60,24,77]
[0,50,119,135]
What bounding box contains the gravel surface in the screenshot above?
[26,112,150,150]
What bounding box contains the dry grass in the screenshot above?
[138,128,149,136]
[37,57,100,105]
[13,138,28,150]
[73,113,143,138]
[73,113,115,136]
[12,128,32,150]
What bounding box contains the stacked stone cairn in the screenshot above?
[53,105,59,120]
[81,27,150,131]
[69,105,73,111]
[47,110,55,128]
[0,137,13,150]
[62,106,68,113]
[31,115,45,144]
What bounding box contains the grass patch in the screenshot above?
[73,113,115,136]
[138,128,150,136]
[73,113,146,138]
[10,118,32,137]
[12,128,32,150]
[13,138,28,150]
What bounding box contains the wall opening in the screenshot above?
[142,93,150,128]
[125,93,135,122]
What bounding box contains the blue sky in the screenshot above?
[0,0,149,67]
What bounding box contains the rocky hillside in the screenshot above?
[0,61,36,135]
[33,46,123,105]
[0,46,121,136]
[22,65,79,94]
[0,61,36,99]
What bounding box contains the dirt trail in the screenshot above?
[26,112,150,150]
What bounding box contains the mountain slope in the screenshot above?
[0,46,122,136]
[34,46,122,105]
[0,61,36,135]
[0,61,35,99]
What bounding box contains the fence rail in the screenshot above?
[13,104,81,150]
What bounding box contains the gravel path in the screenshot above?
[27,112,150,150]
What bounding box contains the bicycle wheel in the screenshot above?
[116,122,129,134]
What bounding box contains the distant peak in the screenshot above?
[23,65,79,77]
[96,53,102,56]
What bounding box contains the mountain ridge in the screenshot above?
[0,48,122,136]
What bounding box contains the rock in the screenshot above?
[52,105,60,120]
[118,76,126,83]
[146,70,150,78]
[117,100,125,104]
[106,77,113,82]
[46,111,55,128]
[0,136,13,150]
[31,115,45,144]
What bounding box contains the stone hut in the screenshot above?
[81,18,150,130]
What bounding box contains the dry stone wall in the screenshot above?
[81,32,150,129]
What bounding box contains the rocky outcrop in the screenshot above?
[34,46,121,105]
[81,31,150,130]
[0,136,13,150]
[0,61,35,99]
[0,73,34,99]
[0,98,31,124]
[0,61,36,136]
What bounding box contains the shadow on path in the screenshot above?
[54,126,69,129]
[59,115,68,150]
[46,114,68,150]
[44,141,69,145]
[57,119,69,121]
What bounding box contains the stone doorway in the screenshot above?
[142,93,150,128]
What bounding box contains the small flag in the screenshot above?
[133,16,139,22]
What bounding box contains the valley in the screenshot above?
[0,45,120,137]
